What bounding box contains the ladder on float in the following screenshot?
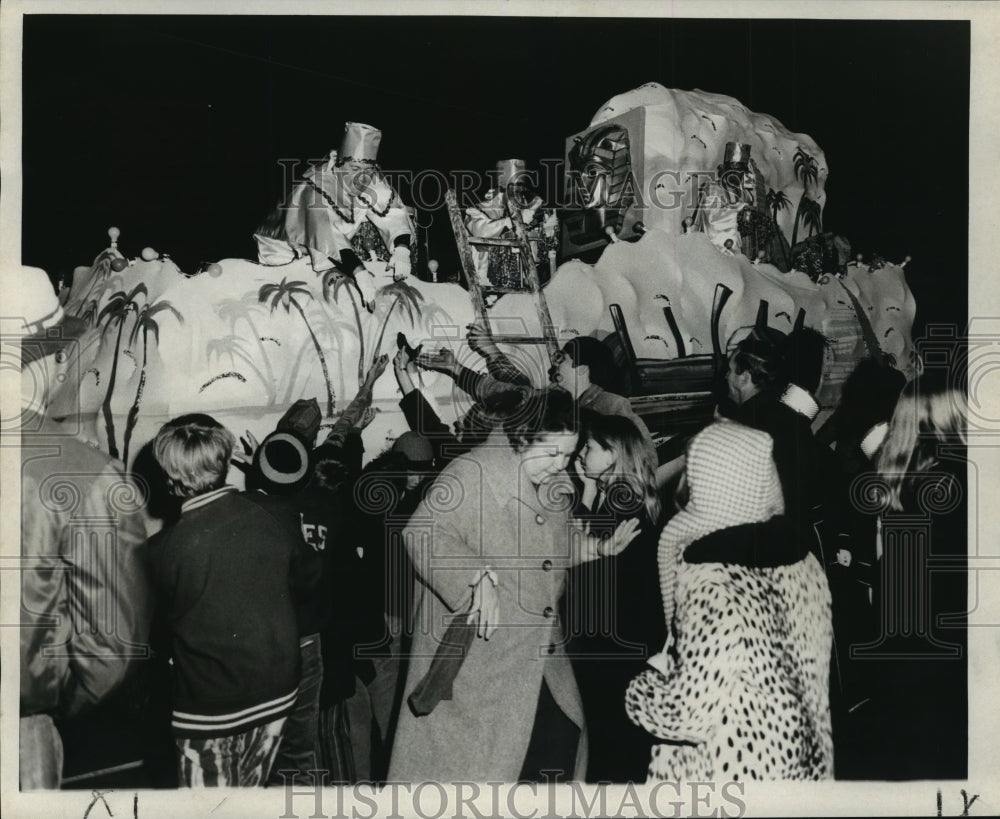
[445,188,560,359]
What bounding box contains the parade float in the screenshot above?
[46,83,915,481]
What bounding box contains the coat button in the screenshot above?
[547,643,556,654]
[542,559,553,571]
[535,514,545,525]
[543,606,554,618]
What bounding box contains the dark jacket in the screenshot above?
[564,481,665,782]
[243,487,349,638]
[399,389,466,468]
[565,481,665,656]
[146,487,299,737]
[729,391,827,559]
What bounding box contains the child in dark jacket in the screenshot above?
[146,414,300,787]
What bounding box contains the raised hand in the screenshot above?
[233,429,261,464]
[466,320,498,357]
[356,406,378,430]
[393,346,411,372]
[417,347,457,373]
[601,518,641,557]
[364,353,390,387]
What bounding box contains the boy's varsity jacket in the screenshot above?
[146,486,300,738]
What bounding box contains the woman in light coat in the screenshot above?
[626,420,834,782]
[388,388,639,782]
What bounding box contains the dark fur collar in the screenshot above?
[683,516,808,568]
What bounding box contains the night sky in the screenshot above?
[21,15,969,335]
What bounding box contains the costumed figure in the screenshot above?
[256,121,415,309]
[692,142,788,269]
[465,159,558,289]
[788,232,852,282]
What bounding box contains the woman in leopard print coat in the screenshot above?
[626,420,834,781]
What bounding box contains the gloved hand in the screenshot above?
[389,245,412,281]
[542,209,559,236]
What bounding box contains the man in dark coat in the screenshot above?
[721,330,829,561]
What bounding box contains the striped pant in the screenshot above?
[176,718,286,787]
[318,683,375,784]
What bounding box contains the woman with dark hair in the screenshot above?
[565,412,666,782]
[387,388,641,782]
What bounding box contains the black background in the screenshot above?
[22,16,969,336]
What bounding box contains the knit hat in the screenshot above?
[252,431,313,495]
[658,421,784,641]
[391,431,433,470]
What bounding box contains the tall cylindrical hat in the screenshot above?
[722,142,752,169]
[340,122,382,162]
[495,158,529,188]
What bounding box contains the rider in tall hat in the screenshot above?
[691,141,756,256]
[465,159,558,290]
[256,121,415,309]
[691,142,788,269]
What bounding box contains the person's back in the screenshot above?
[735,395,824,549]
[147,413,299,787]
[21,423,152,789]
[16,264,152,789]
[723,332,827,559]
[21,428,150,718]
[626,421,833,782]
[148,488,299,731]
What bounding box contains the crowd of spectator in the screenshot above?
[17,262,968,787]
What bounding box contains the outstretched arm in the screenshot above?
[466,320,531,386]
[322,354,389,449]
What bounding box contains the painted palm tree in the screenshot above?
[766,188,792,224]
[80,298,99,327]
[800,196,823,239]
[122,299,183,466]
[97,283,147,460]
[792,194,824,246]
[325,271,368,383]
[217,296,278,404]
[793,146,819,191]
[69,250,115,317]
[369,280,425,363]
[259,278,336,417]
[313,307,356,398]
[371,279,453,369]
